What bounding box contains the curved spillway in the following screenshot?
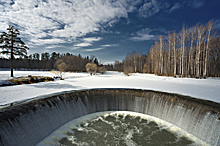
[0,89,220,146]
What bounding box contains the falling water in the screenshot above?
[0,89,219,146]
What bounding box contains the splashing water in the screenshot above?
[37,111,208,146]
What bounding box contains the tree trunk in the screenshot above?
[159,36,163,75]
[11,36,14,77]
[173,33,176,76]
[196,29,201,78]
[204,22,212,77]
[190,40,193,76]
[179,49,182,75]
[182,31,185,76]
[168,41,171,76]
[11,48,13,77]
[151,50,154,73]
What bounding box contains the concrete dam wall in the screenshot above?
[0,89,220,146]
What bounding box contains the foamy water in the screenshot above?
[37,111,208,146]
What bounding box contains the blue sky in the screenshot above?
[1,0,220,64]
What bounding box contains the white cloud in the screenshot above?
[83,37,102,43]
[101,44,118,47]
[30,38,66,45]
[169,3,181,13]
[130,28,156,41]
[74,43,92,47]
[117,0,142,12]
[138,0,160,17]
[130,34,155,41]
[188,0,205,9]
[0,22,8,32]
[71,46,80,50]
[46,45,66,49]
[73,37,102,48]
[84,48,103,52]
[130,27,168,41]
[163,2,170,9]
[93,28,99,31]
[0,0,131,46]
[102,45,111,47]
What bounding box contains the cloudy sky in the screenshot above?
[1,0,220,64]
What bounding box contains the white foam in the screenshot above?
[37,111,209,146]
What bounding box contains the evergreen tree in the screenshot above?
[0,25,29,77]
[93,58,99,66]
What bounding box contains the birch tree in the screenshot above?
[188,26,197,76]
[149,46,154,73]
[159,35,163,75]
[117,19,219,77]
[132,51,138,72]
[172,32,177,76]
[154,40,160,74]
[203,20,214,77]
[196,25,205,77]
[180,26,186,76]
[209,36,220,76]
[167,33,172,76]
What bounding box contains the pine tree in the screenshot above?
[0,25,29,77]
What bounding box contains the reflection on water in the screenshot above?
[37,111,207,146]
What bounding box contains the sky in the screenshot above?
[0,0,220,64]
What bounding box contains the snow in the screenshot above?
[0,71,219,106]
[0,71,55,81]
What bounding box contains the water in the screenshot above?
[1,89,219,145]
[37,111,207,146]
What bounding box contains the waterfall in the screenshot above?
[0,89,219,146]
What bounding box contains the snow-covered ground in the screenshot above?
[0,71,219,106]
[0,71,55,81]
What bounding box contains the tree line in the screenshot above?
[0,52,103,71]
[1,21,219,78]
[0,25,110,76]
[118,20,220,78]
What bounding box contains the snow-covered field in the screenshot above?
[0,71,56,81]
[0,71,219,106]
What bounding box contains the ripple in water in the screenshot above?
[37,111,208,146]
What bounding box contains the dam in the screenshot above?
[0,89,220,146]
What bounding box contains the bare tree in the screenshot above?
[115,20,219,78]
[132,51,138,72]
[209,36,220,76]
[172,32,177,76]
[203,20,214,77]
[159,35,163,75]
[86,63,97,75]
[153,40,160,74]
[98,66,107,74]
[196,25,203,77]
[124,66,133,76]
[188,26,197,76]
[180,26,187,76]
[167,33,172,76]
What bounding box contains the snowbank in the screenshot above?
[0,71,219,106]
